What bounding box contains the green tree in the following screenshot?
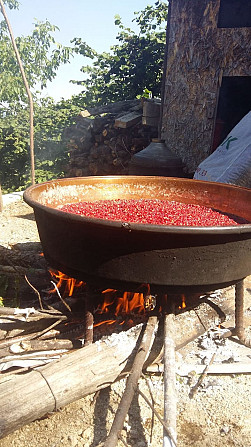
[0,1,168,193]
[0,0,76,192]
[71,0,168,107]
[0,97,79,192]
[0,21,73,104]
[2,0,19,9]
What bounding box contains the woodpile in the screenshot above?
[63,99,159,178]
[0,297,226,439]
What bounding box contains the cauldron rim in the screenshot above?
[23,175,251,235]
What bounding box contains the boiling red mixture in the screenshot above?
[60,199,248,226]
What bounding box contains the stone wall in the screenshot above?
[162,0,251,174]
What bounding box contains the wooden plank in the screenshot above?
[177,362,251,376]
[143,100,161,117]
[114,112,142,128]
[142,115,160,127]
[147,362,251,375]
[87,99,140,116]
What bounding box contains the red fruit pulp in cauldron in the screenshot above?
[60,199,248,226]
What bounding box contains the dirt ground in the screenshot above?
[0,197,251,447]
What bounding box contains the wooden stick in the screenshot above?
[0,338,78,359]
[177,362,251,376]
[0,318,64,349]
[143,375,155,443]
[189,351,217,398]
[0,307,64,318]
[25,275,43,310]
[163,306,177,447]
[103,316,158,447]
[138,389,177,447]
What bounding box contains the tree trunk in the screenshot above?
[0,185,3,212]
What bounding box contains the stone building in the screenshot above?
[162,0,251,174]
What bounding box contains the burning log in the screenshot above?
[0,299,224,439]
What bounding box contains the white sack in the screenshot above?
[194,111,251,188]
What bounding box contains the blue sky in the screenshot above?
[4,0,158,101]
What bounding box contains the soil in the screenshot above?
[0,197,251,447]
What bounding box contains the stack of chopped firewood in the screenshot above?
[63,99,159,178]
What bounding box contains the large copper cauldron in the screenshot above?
[23,176,251,293]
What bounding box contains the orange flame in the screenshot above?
[98,290,145,316]
[49,269,85,296]
[181,294,186,309]
[178,294,186,310]
[94,319,118,327]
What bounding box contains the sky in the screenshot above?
[4,0,158,101]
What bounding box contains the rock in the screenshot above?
[220,425,230,436]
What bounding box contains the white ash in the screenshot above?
[200,378,224,392]
[199,289,223,300]
[13,307,36,320]
[192,329,241,365]
[95,323,144,350]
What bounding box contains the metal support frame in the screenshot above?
[222,279,250,346]
[234,279,245,340]
[84,286,94,345]
[233,278,251,348]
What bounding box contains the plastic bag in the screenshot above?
[194,111,251,188]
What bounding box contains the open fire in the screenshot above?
[49,269,85,297]
[48,268,190,335]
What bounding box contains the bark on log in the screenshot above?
[0,300,224,439]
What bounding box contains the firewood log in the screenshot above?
[0,300,223,439]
